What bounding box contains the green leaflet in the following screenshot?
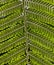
[27,22,54,43]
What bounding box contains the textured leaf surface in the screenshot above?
[0,0,54,65]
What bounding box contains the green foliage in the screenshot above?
[0,0,54,65]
